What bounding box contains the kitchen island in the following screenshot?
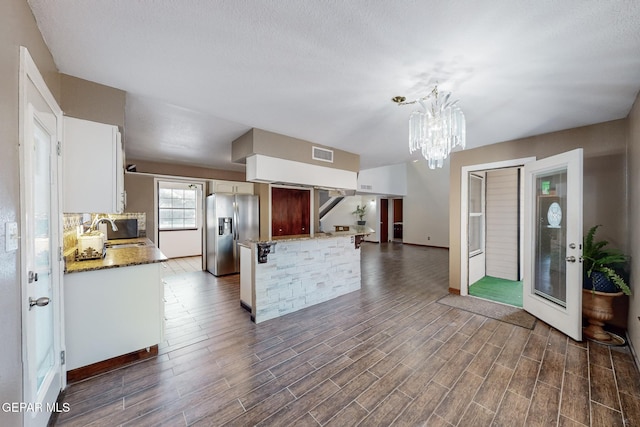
[64,237,167,381]
[243,227,372,323]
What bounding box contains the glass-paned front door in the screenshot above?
[33,118,55,392]
[534,171,567,307]
[523,149,582,341]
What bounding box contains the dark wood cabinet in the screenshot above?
[393,199,403,222]
[271,187,310,237]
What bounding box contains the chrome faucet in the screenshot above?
[90,217,118,232]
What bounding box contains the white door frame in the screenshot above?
[152,175,207,267]
[460,157,535,295]
[19,46,65,426]
[155,179,205,259]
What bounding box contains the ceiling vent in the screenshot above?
[312,146,334,163]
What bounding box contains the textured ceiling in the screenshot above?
[27,0,640,171]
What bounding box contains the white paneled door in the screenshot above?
[523,149,583,341]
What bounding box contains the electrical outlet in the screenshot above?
[5,222,18,252]
[428,236,431,241]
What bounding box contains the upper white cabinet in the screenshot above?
[209,179,254,195]
[63,116,125,213]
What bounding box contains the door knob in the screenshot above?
[29,296,50,310]
[565,256,576,263]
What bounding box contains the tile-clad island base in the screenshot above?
[250,234,362,323]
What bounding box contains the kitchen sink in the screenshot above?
[105,242,147,249]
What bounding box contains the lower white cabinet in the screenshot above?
[64,263,163,370]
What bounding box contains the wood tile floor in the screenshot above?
[55,243,640,426]
[161,256,203,277]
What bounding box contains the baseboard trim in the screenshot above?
[448,287,461,295]
[627,331,640,375]
[66,345,159,384]
[401,242,450,250]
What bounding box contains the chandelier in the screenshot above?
[392,85,466,169]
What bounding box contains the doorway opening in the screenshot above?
[460,157,535,307]
[393,198,403,242]
[379,198,403,243]
[155,179,205,265]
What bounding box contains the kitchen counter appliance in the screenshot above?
[206,194,259,276]
[105,219,139,239]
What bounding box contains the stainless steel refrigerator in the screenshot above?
[206,194,259,276]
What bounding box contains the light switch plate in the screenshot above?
[5,222,18,252]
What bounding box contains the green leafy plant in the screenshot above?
[352,204,367,221]
[582,225,631,295]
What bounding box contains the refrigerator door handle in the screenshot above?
[233,202,239,241]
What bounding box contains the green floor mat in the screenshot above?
[469,276,523,307]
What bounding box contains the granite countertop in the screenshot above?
[250,225,375,244]
[65,237,168,274]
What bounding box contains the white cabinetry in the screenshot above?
[209,179,254,195]
[64,263,163,370]
[63,116,125,213]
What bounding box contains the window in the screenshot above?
[468,174,484,256]
[158,186,197,230]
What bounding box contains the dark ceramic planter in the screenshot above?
[583,271,618,293]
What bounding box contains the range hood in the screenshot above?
[233,128,360,191]
[246,154,358,190]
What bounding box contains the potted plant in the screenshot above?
[352,204,367,225]
[581,224,631,343]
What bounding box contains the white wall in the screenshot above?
[404,160,450,247]
[159,229,202,258]
[357,163,407,196]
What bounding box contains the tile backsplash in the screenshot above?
[63,212,146,254]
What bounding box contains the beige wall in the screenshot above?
[127,159,245,181]
[60,73,126,128]
[232,128,360,172]
[627,92,640,359]
[0,0,61,424]
[257,183,271,240]
[449,119,628,294]
[124,173,157,243]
